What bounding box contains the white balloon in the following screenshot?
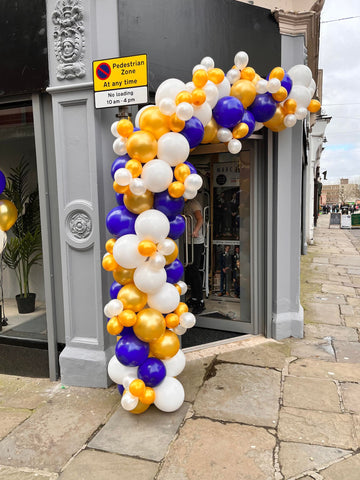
[157,238,175,255]
[111,121,120,138]
[157,132,190,166]
[159,97,176,116]
[162,349,186,377]
[154,377,185,412]
[141,160,173,193]
[226,68,240,85]
[288,64,312,88]
[113,137,127,156]
[112,234,147,269]
[193,102,212,127]
[107,355,137,385]
[135,105,154,128]
[256,79,268,94]
[284,114,297,128]
[155,78,186,105]
[185,81,195,93]
[295,107,308,120]
[234,51,249,70]
[0,230,7,254]
[192,64,206,75]
[172,325,187,335]
[228,139,242,155]
[309,78,316,98]
[122,373,137,390]
[289,85,311,108]
[121,391,139,411]
[176,102,194,121]
[267,78,281,94]
[148,252,166,270]
[176,280,187,295]
[135,209,170,243]
[217,127,232,143]
[200,56,215,70]
[253,122,264,131]
[104,299,123,318]
[216,77,231,99]
[180,312,196,329]
[114,168,132,186]
[203,81,219,109]
[129,178,146,196]
[134,264,167,294]
[184,174,203,191]
[183,188,197,200]
[148,282,180,313]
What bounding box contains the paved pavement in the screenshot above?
[1,213,360,479]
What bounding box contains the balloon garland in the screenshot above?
[103,51,320,414]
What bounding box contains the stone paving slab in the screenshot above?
[289,358,360,382]
[322,283,356,296]
[321,453,360,479]
[157,417,276,480]
[193,363,280,427]
[177,356,214,402]
[303,303,341,325]
[89,402,189,462]
[278,442,351,480]
[216,340,290,370]
[333,341,360,363]
[329,255,360,267]
[0,408,31,441]
[59,449,158,480]
[282,377,340,412]
[304,324,358,342]
[306,293,347,305]
[0,466,58,479]
[340,304,354,316]
[278,407,359,450]
[344,315,360,327]
[0,378,57,410]
[0,386,120,471]
[340,383,360,414]
[286,338,335,361]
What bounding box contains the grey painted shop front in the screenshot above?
[0,0,305,386]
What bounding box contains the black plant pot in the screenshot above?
[16,293,36,314]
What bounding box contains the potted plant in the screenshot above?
[1,160,42,313]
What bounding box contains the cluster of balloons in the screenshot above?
[0,170,18,253]
[103,51,320,415]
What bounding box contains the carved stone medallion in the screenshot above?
[52,0,85,80]
[68,211,92,240]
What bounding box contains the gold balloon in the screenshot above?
[192,69,208,88]
[165,313,180,328]
[130,400,150,414]
[230,80,256,108]
[201,117,218,144]
[164,241,178,265]
[139,386,156,405]
[138,240,157,257]
[283,99,297,115]
[125,159,142,178]
[139,106,170,140]
[272,87,288,103]
[126,130,158,163]
[150,330,180,359]
[207,68,225,85]
[129,378,146,397]
[113,181,129,195]
[118,309,137,327]
[105,238,116,254]
[134,308,166,342]
[168,181,185,199]
[124,190,154,214]
[269,67,285,81]
[169,113,185,133]
[107,316,123,336]
[308,99,321,113]
[174,163,190,182]
[263,105,287,132]
[102,254,118,272]
[240,67,256,81]
[232,122,249,139]
[0,200,18,232]
[118,283,147,312]
[113,266,135,285]
[117,119,134,137]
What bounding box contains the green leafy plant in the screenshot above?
[2,160,42,298]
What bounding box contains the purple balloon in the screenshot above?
[212,96,244,129]
[154,191,185,219]
[169,215,186,240]
[111,154,130,179]
[184,161,197,174]
[117,384,125,395]
[106,205,136,237]
[248,94,277,123]
[110,281,122,299]
[180,117,204,149]
[241,110,256,139]
[115,193,124,206]
[115,332,149,367]
[138,358,166,387]
[0,170,5,195]
[281,72,292,95]
[165,258,184,284]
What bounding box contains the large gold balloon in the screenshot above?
[134,308,166,342]
[0,200,18,232]
[118,283,147,312]
[232,122,249,139]
[124,190,154,214]
[113,266,135,285]
[139,106,170,140]
[149,330,180,359]
[201,117,218,144]
[230,80,256,108]
[126,130,157,163]
[130,399,150,414]
[264,105,287,132]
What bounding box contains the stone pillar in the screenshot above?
[46,0,120,386]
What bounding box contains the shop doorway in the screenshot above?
[180,140,264,348]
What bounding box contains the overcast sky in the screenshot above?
[319,0,360,185]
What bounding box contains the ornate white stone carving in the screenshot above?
[52,0,85,80]
[68,211,92,240]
